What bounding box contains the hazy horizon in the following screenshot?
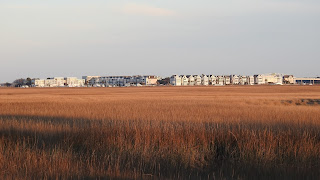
[1,0,320,83]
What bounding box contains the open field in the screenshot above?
[0,86,320,179]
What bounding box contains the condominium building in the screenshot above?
[283,75,296,84]
[230,75,239,85]
[224,76,231,85]
[194,75,202,85]
[170,75,182,86]
[248,76,255,85]
[32,77,84,87]
[239,76,248,85]
[201,75,209,86]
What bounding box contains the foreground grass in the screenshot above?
[0,86,320,179]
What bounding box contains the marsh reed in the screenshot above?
[0,86,320,179]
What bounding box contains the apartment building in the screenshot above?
[254,74,265,84]
[180,75,188,86]
[194,75,202,85]
[32,77,84,87]
[141,75,158,86]
[217,76,225,85]
[84,75,159,87]
[239,76,248,85]
[170,75,182,86]
[201,75,209,86]
[224,76,231,85]
[283,75,296,84]
[231,75,239,85]
[66,77,85,87]
[32,79,45,87]
[248,76,255,85]
[208,75,217,85]
[186,75,195,86]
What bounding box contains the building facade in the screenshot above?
[170,75,182,86]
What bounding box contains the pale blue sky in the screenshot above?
[1,0,319,82]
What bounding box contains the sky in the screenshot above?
[0,0,320,82]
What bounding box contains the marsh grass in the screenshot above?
[0,86,320,179]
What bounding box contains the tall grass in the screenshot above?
[0,86,320,179]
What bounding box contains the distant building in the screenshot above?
[224,76,231,85]
[143,75,158,86]
[26,72,311,87]
[201,75,209,86]
[254,74,265,85]
[55,77,65,87]
[247,76,255,85]
[88,77,101,86]
[186,75,195,86]
[32,78,45,87]
[82,76,100,85]
[194,75,202,86]
[170,75,182,86]
[283,75,296,84]
[88,75,159,87]
[230,75,239,85]
[208,75,217,85]
[66,77,85,87]
[44,78,57,87]
[264,73,283,85]
[295,77,320,85]
[239,76,247,85]
[32,77,84,87]
[254,73,283,85]
[180,75,188,86]
[217,76,225,85]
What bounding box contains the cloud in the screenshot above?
[122,3,176,16]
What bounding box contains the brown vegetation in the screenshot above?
[0,86,320,179]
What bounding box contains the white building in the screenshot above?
[230,75,239,85]
[265,73,283,85]
[32,77,84,87]
[82,76,100,85]
[224,76,231,85]
[283,75,296,84]
[186,75,195,86]
[201,75,209,86]
[166,73,289,86]
[247,76,255,85]
[44,78,57,87]
[32,79,45,87]
[217,76,225,85]
[66,77,85,87]
[143,75,158,86]
[89,77,101,86]
[180,75,188,86]
[254,74,265,84]
[194,75,202,86]
[170,75,182,86]
[54,77,65,87]
[239,76,247,85]
[254,73,283,85]
[209,75,217,85]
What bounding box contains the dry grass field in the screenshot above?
[0,86,320,179]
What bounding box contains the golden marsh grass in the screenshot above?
[0,86,320,179]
